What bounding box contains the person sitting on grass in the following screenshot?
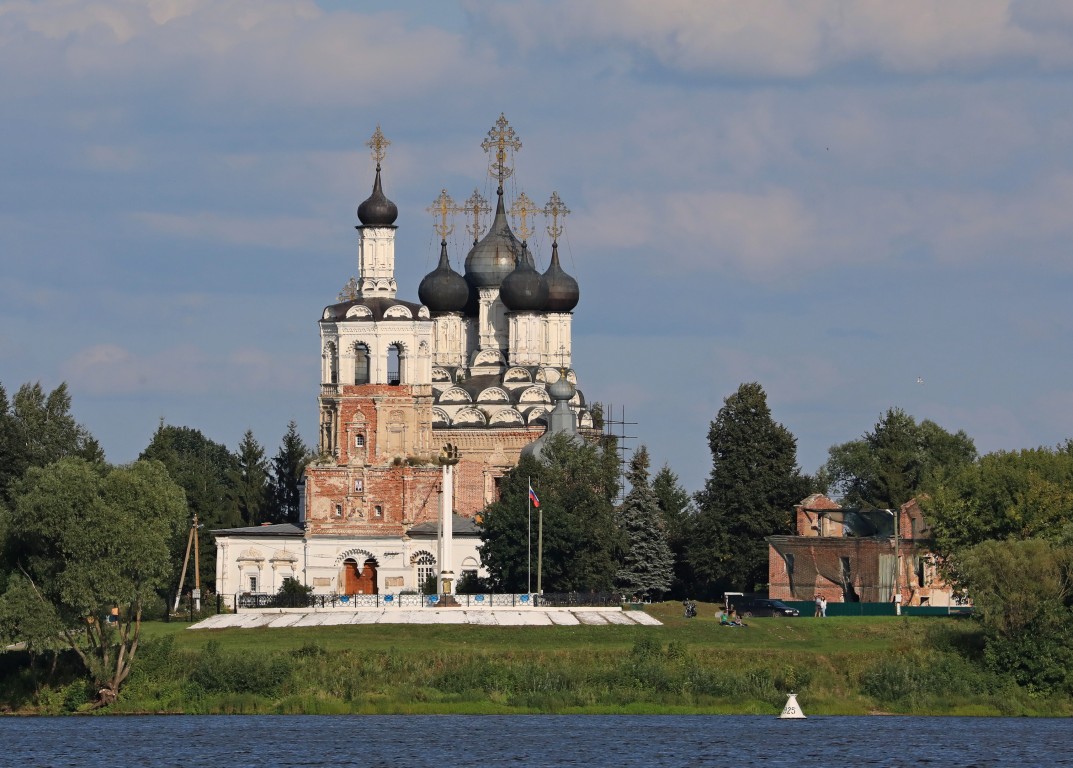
[721,610,747,627]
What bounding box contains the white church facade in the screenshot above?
[213,117,593,604]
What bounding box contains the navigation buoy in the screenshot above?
[779,692,806,719]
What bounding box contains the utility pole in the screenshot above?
[173,514,200,613]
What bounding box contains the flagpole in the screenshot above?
[527,475,532,594]
[536,500,543,596]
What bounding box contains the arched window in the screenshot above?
[353,343,370,385]
[413,552,436,590]
[325,342,338,384]
[387,343,402,385]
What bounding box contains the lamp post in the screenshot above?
[437,443,461,595]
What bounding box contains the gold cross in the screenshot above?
[461,188,490,243]
[480,113,521,186]
[427,189,456,241]
[544,191,570,242]
[510,192,538,242]
[366,125,390,167]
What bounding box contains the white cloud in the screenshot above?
[0,1,490,106]
[472,0,1073,78]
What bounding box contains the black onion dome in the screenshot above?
[419,241,469,312]
[543,242,579,312]
[464,187,520,287]
[357,165,398,226]
[499,242,548,311]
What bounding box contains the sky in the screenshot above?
[3,0,1073,495]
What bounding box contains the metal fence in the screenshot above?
[781,600,974,617]
[235,591,627,610]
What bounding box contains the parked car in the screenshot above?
[730,597,800,618]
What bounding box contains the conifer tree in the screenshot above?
[615,446,674,599]
[653,463,695,598]
[228,429,269,527]
[690,382,813,596]
[266,420,311,525]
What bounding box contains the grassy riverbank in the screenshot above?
[4,603,1071,716]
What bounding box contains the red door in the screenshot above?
[354,559,378,594]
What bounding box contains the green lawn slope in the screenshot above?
[4,603,1071,716]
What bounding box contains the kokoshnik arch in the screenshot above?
[214,116,595,603]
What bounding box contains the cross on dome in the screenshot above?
[461,188,491,244]
[366,125,390,169]
[510,191,538,242]
[481,113,521,189]
[544,191,570,243]
[428,189,456,241]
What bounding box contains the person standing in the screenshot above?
[820,595,827,618]
[814,593,822,617]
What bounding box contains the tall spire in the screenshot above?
[357,125,397,227]
[542,192,579,312]
[466,116,522,288]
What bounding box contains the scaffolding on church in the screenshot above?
[599,403,636,503]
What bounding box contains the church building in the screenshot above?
[214,116,594,603]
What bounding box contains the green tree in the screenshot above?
[227,429,269,527]
[1,458,187,706]
[922,444,1073,571]
[479,432,622,593]
[615,446,674,598]
[957,538,1073,693]
[266,420,311,525]
[689,382,813,596]
[823,407,976,508]
[653,463,695,598]
[0,381,103,507]
[140,422,238,590]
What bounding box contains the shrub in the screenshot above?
[189,641,293,696]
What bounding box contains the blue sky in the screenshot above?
[3,0,1073,494]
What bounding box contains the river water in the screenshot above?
[1,714,1069,767]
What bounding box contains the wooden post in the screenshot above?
[172,520,195,613]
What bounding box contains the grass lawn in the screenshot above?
[15,602,1053,716]
[141,601,936,656]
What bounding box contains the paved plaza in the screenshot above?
[190,607,662,629]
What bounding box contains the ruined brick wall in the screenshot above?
[304,462,442,536]
[768,536,890,603]
[434,427,543,515]
[794,493,844,537]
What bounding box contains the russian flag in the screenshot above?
[528,485,540,507]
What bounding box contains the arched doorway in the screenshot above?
[342,557,379,595]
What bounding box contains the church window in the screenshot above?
[387,343,402,385]
[354,343,370,384]
[355,434,365,448]
[334,504,343,518]
[374,505,383,517]
[414,552,435,589]
[248,576,258,593]
[326,342,338,384]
